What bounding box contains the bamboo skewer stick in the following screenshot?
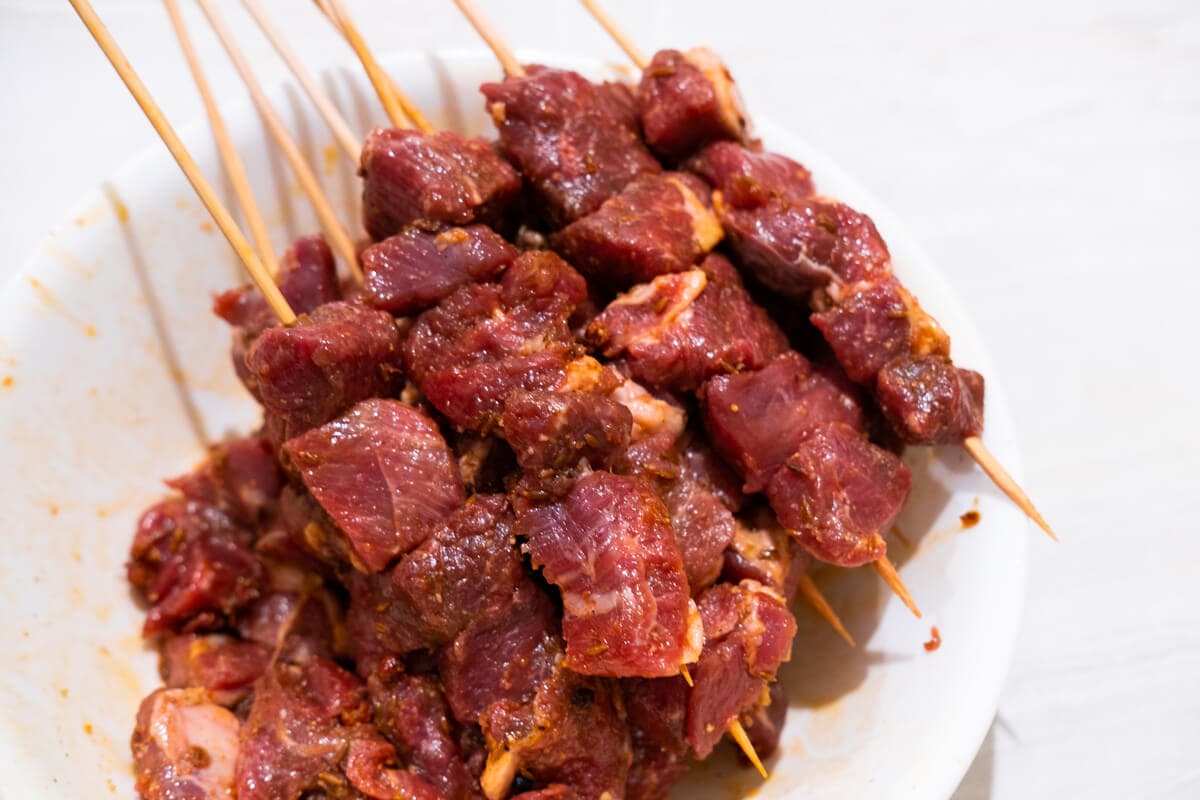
[796,574,856,647]
[165,0,277,274]
[964,436,1057,541]
[874,555,921,619]
[67,0,295,325]
[312,0,411,130]
[241,0,360,161]
[450,0,525,77]
[194,0,362,281]
[579,0,647,69]
[728,719,769,779]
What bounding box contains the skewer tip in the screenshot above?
[962,436,1057,542]
[874,555,922,619]
[795,574,856,647]
[679,664,694,687]
[727,719,769,780]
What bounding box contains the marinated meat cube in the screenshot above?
[361,127,522,240]
[875,354,985,444]
[721,506,812,602]
[236,580,346,664]
[159,634,269,707]
[686,141,813,209]
[128,498,263,635]
[246,301,405,441]
[551,172,722,287]
[810,279,917,384]
[341,731,446,800]
[439,580,561,725]
[678,433,745,512]
[517,470,700,678]
[426,349,575,433]
[482,66,661,227]
[480,666,632,800]
[501,389,633,473]
[346,570,438,672]
[741,680,788,762]
[638,48,748,159]
[214,234,341,397]
[166,434,282,528]
[701,350,864,492]
[234,659,373,799]
[623,677,690,800]
[662,477,735,592]
[686,580,796,758]
[589,256,787,392]
[132,688,241,800]
[392,494,526,645]
[282,399,465,572]
[765,422,911,567]
[367,657,475,800]
[362,223,518,315]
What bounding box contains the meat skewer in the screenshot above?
[578,0,1056,544]
[313,0,437,133]
[66,0,295,325]
[240,0,360,161]
[194,0,362,280]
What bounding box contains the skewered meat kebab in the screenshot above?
[452,0,921,621]
[579,0,1056,543]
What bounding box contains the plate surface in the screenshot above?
[0,50,1027,799]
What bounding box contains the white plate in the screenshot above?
[0,50,1027,799]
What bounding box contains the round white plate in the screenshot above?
[0,50,1027,799]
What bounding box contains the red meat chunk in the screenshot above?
[341,730,445,800]
[638,48,748,159]
[166,434,282,528]
[551,172,723,287]
[128,498,263,635]
[246,301,405,442]
[517,470,699,678]
[663,477,735,592]
[721,506,811,603]
[424,349,575,434]
[875,354,985,444]
[159,634,269,707]
[439,580,561,726]
[236,581,346,665]
[132,688,241,800]
[687,141,813,208]
[361,224,518,315]
[678,433,745,513]
[623,677,690,800]
[367,657,475,800]
[482,66,661,227]
[765,422,911,567]
[701,350,864,492]
[360,127,522,240]
[214,234,341,397]
[501,389,633,473]
[686,581,796,758]
[345,570,438,673]
[234,659,374,799]
[480,666,632,800]
[282,399,465,573]
[810,279,919,384]
[588,255,787,392]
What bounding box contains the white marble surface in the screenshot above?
[1,0,1197,797]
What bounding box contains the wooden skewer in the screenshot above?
[164,0,277,274]
[728,718,769,780]
[451,0,525,78]
[964,436,1057,541]
[579,0,648,69]
[311,0,435,134]
[67,0,295,325]
[796,574,856,647]
[679,664,694,687]
[312,0,413,130]
[240,0,360,161]
[874,554,921,619]
[194,0,361,281]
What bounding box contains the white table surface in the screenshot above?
[2,0,1197,797]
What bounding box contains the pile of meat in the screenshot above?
[127,48,983,800]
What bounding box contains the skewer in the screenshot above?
[66,0,295,325]
[873,555,921,618]
[579,0,1057,544]
[963,436,1057,541]
[579,0,647,69]
[450,0,525,77]
[194,0,362,281]
[240,0,360,161]
[164,0,277,274]
[796,574,856,647]
[728,719,769,779]
[312,0,436,134]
